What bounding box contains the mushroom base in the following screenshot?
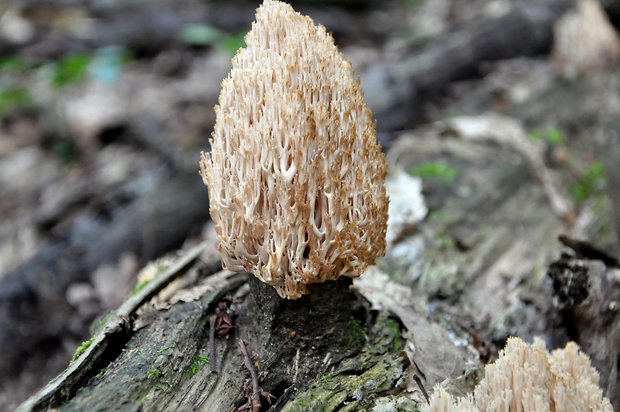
[239,274,373,403]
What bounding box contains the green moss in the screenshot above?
[51,53,92,87]
[179,24,246,55]
[0,87,31,113]
[283,354,402,411]
[147,368,162,379]
[382,318,404,352]
[156,346,173,354]
[528,127,564,145]
[283,316,410,411]
[571,160,606,204]
[187,354,210,376]
[407,162,459,183]
[70,338,94,363]
[129,279,150,297]
[342,317,366,349]
[320,372,334,382]
[138,392,151,404]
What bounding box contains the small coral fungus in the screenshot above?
[200,0,388,299]
[425,337,613,412]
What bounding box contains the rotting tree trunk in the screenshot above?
[18,260,411,412]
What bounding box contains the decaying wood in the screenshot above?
[20,265,408,411]
[548,240,620,405]
[440,59,620,409]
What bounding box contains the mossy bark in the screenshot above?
[28,272,411,412]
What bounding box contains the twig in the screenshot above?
[413,374,430,405]
[208,316,217,372]
[559,235,620,268]
[237,337,261,412]
[292,349,300,383]
[118,242,220,319]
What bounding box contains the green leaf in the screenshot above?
[180,24,225,46]
[545,128,564,145]
[52,53,92,87]
[221,33,246,55]
[180,24,246,55]
[147,368,162,379]
[407,162,459,183]
[187,354,210,376]
[0,56,29,72]
[527,127,564,145]
[0,87,31,112]
[571,160,605,203]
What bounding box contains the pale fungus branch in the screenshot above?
[200,0,388,299]
[425,337,613,412]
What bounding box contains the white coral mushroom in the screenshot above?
[425,337,613,412]
[200,0,388,299]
